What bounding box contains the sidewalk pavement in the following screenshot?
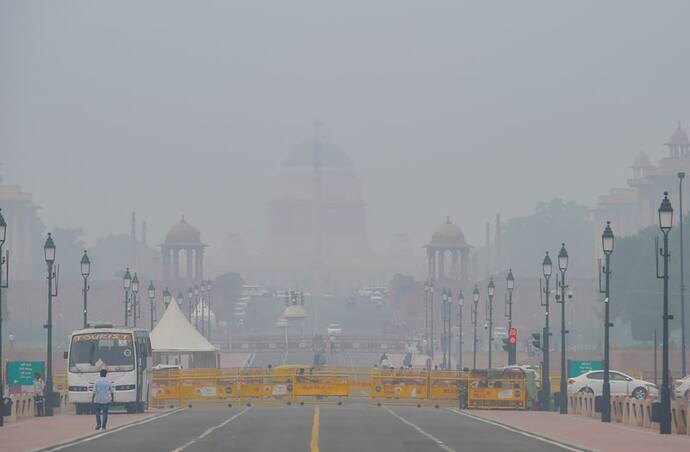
[0,410,161,452]
[468,410,690,452]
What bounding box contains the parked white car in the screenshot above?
[568,370,657,399]
[675,375,690,400]
[327,323,342,336]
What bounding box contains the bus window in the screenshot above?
[69,333,134,373]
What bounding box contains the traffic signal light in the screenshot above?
[502,337,511,352]
[508,328,517,365]
[531,332,541,350]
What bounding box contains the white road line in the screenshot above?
[383,406,456,452]
[39,408,185,451]
[447,409,585,452]
[170,406,251,452]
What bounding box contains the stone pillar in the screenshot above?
[427,248,435,280]
[451,250,459,280]
[197,248,204,281]
[186,248,193,279]
[173,249,180,280]
[438,249,445,280]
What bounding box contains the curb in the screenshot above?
[32,408,185,452]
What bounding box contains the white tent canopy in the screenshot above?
[151,298,217,353]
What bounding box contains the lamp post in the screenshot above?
[442,290,448,369]
[487,277,495,369]
[542,251,553,410]
[123,268,132,326]
[457,291,464,370]
[0,209,8,427]
[472,285,480,369]
[201,280,207,337]
[506,269,515,365]
[43,233,56,417]
[194,284,200,333]
[429,282,435,361]
[187,287,193,319]
[657,192,674,434]
[80,251,91,328]
[163,288,172,309]
[600,221,614,422]
[424,280,430,355]
[447,289,452,370]
[679,172,687,378]
[148,281,156,330]
[177,291,184,308]
[207,280,213,340]
[131,273,139,327]
[557,243,569,414]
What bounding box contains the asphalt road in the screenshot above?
[50,403,574,452]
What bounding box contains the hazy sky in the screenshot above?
[2,1,690,255]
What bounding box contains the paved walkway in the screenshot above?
[0,410,164,452]
[467,410,690,452]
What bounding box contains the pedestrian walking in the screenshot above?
[92,369,114,430]
[33,373,45,416]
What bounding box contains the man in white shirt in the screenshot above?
[33,373,45,416]
[91,369,114,430]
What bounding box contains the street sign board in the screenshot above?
[6,361,45,386]
[567,359,603,378]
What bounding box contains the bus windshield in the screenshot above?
[69,332,135,373]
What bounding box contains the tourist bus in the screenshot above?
[66,324,152,414]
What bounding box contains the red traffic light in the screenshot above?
[509,327,517,337]
[509,336,517,345]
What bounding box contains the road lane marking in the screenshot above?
[39,408,185,451]
[170,406,252,452]
[447,409,586,452]
[310,404,320,452]
[383,406,455,452]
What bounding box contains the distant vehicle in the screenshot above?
[327,323,342,335]
[67,326,151,414]
[675,375,690,400]
[493,327,508,339]
[568,370,657,399]
[241,285,270,297]
[276,318,288,328]
[370,295,383,305]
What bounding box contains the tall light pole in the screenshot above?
[542,251,553,410]
[43,233,56,417]
[506,269,515,365]
[207,280,213,340]
[131,273,139,327]
[447,289,452,370]
[424,280,430,354]
[442,290,448,369]
[201,280,207,337]
[123,268,132,326]
[600,221,614,422]
[187,287,193,319]
[0,209,8,427]
[457,290,464,370]
[148,281,156,330]
[472,285,480,369]
[657,191,673,434]
[487,277,495,369]
[80,251,91,328]
[194,284,200,333]
[557,243,569,414]
[429,282,435,361]
[679,172,687,377]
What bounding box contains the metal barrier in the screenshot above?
[151,368,528,409]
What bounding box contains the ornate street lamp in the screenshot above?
[557,243,569,414]
[123,268,132,326]
[80,251,91,328]
[0,210,8,427]
[457,290,464,370]
[43,233,56,416]
[657,192,673,434]
[472,285,480,370]
[148,280,156,330]
[487,277,495,369]
[506,269,515,365]
[600,222,614,422]
[163,288,172,308]
[131,273,139,327]
[541,251,553,409]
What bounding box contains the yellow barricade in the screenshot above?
[370,375,428,401]
[467,378,526,410]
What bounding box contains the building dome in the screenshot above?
[283,304,308,319]
[281,140,354,170]
[165,216,201,245]
[668,122,689,145]
[430,217,467,246]
[631,151,651,168]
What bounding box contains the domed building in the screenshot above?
[161,216,207,284]
[265,138,369,288]
[425,217,471,282]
